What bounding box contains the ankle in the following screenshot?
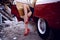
[25,21,28,24]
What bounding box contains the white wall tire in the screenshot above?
[38,18,46,34]
[37,18,50,39]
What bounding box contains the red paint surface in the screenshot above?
[34,2,60,29]
[11,5,22,21]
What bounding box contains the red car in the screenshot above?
[33,0,60,39]
[11,0,60,39]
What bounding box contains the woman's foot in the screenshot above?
[24,28,30,36]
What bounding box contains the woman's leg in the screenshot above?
[23,4,30,36]
[27,11,32,17]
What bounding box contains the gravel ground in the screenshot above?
[0,21,58,40]
[0,21,43,40]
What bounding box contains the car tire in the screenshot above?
[37,18,50,39]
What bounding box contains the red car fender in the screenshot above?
[11,5,23,21]
[33,2,60,29]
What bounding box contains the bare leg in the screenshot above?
[23,4,30,36]
[27,11,32,17]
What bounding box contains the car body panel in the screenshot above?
[34,2,60,29]
[11,5,22,21]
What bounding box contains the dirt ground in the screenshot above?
[0,21,60,40]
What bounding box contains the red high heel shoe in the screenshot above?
[24,28,30,36]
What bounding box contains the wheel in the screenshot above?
[37,18,50,39]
